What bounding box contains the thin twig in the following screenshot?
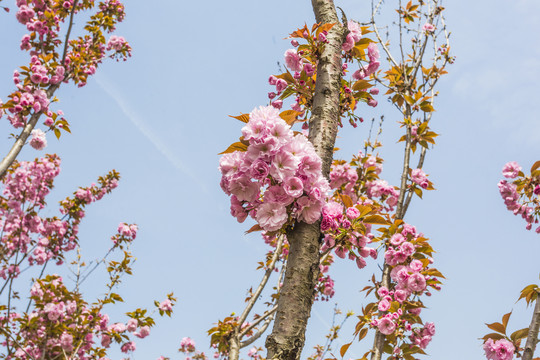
[238,235,284,327]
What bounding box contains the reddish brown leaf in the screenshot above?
[218,142,248,155]
[229,113,250,123]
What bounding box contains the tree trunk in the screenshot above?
[265,2,344,360]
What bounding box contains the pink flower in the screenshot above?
[394,290,407,303]
[342,33,355,51]
[390,233,405,246]
[424,322,436,336]
[407,273,427,292]
[101,334,112,348]
[284,49,303,72]
[377,286,389,297]
[378,299,391,311]
[367,42,380,62]
[346,207,360,219]
[502,161,521,179]
[230,196,248,223]
[484,339,515,360]
[159,299,173,311]
[110,322,127,333]
[107,35,128,51]
[134,325,150,339]
[411,168,429,189]
[60,332,73,351]
[283,177,304,198]
[298,199,323,224]
[127,318,138,332]
[180,337,196,352]
[348,21,362,42]
[30,129,47,150]
[409,259,424,272]
[377,317,396,335]
[121,341,136,353]
[271,100,283,109]
[353,256,365,269]
[255,202,288,231]
[422,23,435,33]
[270,151,298,182]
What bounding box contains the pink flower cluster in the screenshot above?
[316,253,336,301]
[498,161,539,233]
[366,180,399,211]
[319,200,378,270]
[219,106,329,232]
[368,223,441,351]
[179,337,208,360]
[409,322,436,349]
[4,274,152,359]
[329,162,358,192]
[0,156,122,279]
[7,63,53,128]
[106,35,132,61]
[483,338,515,360]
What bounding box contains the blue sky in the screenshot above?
[1,0,540,359]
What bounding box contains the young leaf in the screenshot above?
[486,322,506,335]
[340,194,353,208]
[502,312,512,331]
[218,142,248,155]
[279,110,303,125]
[481,333,506,341]
[245,224,262,234]
[340,342,352,358]
[363,215,390,225]
[229,113,250,123]
[530,160,540,173]
[510,328,529,342]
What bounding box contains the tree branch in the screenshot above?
[0,85,59,180]
[523,291,540,360]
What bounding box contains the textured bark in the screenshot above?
[523,291,540,360]
[265,2,344,360]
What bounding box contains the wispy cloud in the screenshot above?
[95,74,206,191]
